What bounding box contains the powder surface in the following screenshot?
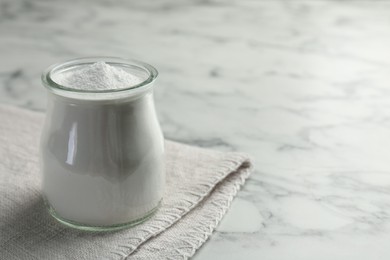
[53,61,143,91]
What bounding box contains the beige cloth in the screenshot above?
[0,105,252,260]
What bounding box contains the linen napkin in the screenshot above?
[0,105,252,260]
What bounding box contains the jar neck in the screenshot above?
[46,87,155,105]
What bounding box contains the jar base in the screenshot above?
[45,199,161,232]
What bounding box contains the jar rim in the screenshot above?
[41,56,158,99]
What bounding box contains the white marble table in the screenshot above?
[1,0,390,259]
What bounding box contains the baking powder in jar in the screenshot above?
[40,57,165,231]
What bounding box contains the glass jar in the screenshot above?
[40,57,165,231]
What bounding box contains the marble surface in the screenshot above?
[1,0,390,259]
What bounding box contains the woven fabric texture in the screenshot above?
[0,105,252,260]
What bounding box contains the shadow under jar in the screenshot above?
[40,57,165,231]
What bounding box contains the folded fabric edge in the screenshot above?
[119,157,253,259]
[127,160,253,259]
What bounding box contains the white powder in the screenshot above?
[53,61,143,90]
